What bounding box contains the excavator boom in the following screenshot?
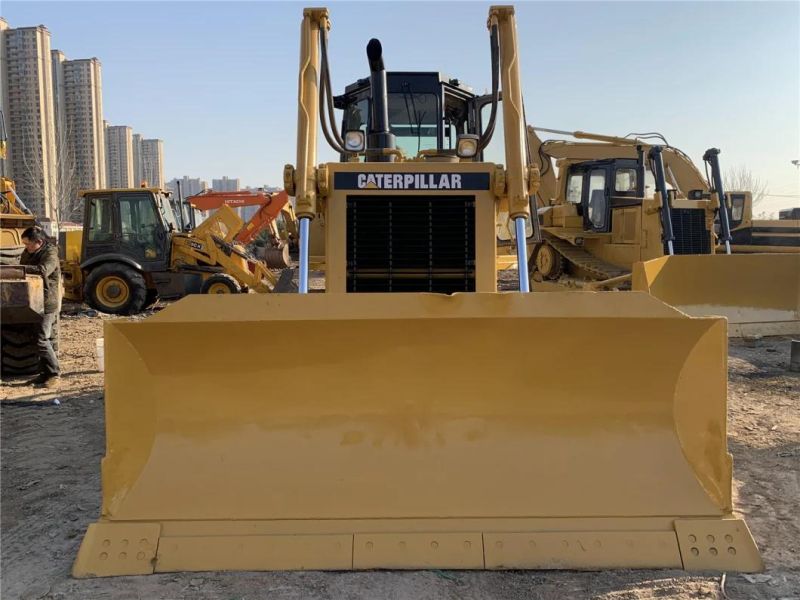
[187,189,292,245]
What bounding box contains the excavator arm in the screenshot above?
[533,127,709,198]
[187,189,292,246]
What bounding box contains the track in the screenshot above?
[543,233,629,281]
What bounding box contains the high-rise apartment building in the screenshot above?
[132,135,164,188]
[105,124,134,188]
[52,55,106,193]
[50,49,65,145]
[212,176,240,192]
[166,176,207,199]
[140,138,164,188]
[0,19,8,163]
[131,133,142,185]
[1,21,58,218]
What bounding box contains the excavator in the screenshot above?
[514,126,800,336]
[186,189,298,268]
[74,5,762,576]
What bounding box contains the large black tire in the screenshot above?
[0,245,25,266]
[1,324,39,377]
[201,273,242,294]
[84,263,148,315]
[141,289,159,310]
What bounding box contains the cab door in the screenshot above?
[583,166,611,232]
[82,193,118,262]
[564,163,612,233]
[115,191,169,270]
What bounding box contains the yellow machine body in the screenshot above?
[170,204,279,294]
[75,5,761,576]
[1,147,49,375]
[60,228,84,302]
[61,192,283,312]
[524,128,800,336]
[74,291,762,576]
[633,254,800,337]
[725,192,800,253]
[1,175,37,262]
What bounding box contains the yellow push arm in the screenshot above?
[491,6,533,221]
[490,6,536,291]
[291,8,328,220]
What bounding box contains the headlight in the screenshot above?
[456,134,479,158]
[344,130,365,152]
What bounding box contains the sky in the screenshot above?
[3,0,799,214]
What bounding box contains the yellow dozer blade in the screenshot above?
[74,291,762,576]
[633,254,800,337]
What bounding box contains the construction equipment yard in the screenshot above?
[2,3,799,598]
[1,286,799,600]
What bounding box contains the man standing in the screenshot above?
[20,226,61,388]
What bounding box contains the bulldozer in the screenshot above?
[516,127,800,337]
[61,187,294,314]
[727,197,799,253]
[74,5,762,576]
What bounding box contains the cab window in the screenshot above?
[87,196,114,242]
[442,93,468,151]
[388,92,438,156]
[345,99,369,135]
[118,193,160,249]
[586,169,607,229]
[615,168,637,193]
[731,194,745,222]
[566,174,583,204]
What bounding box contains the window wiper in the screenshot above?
[400,83,416,147]
[407,90,425,154]
[400,83,425,154]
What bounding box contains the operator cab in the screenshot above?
[334,71,533,242]
[563,158,645,233]
[81,189,177,270]
[334,72,503,161]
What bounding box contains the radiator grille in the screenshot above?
[346,195,475,293]
[667,208,712,255]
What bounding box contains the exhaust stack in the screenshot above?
[366,38,396,162]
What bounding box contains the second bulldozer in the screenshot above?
[519,127,799,336]
[74,5,762,576]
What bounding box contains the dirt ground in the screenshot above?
[1,300,798,600]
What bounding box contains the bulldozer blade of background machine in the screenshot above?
[632,254,800,338]
[73,292,762,576]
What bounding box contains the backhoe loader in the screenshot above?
[61,188,293,314]
[74,5,761,576]
[517,127,799,337]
